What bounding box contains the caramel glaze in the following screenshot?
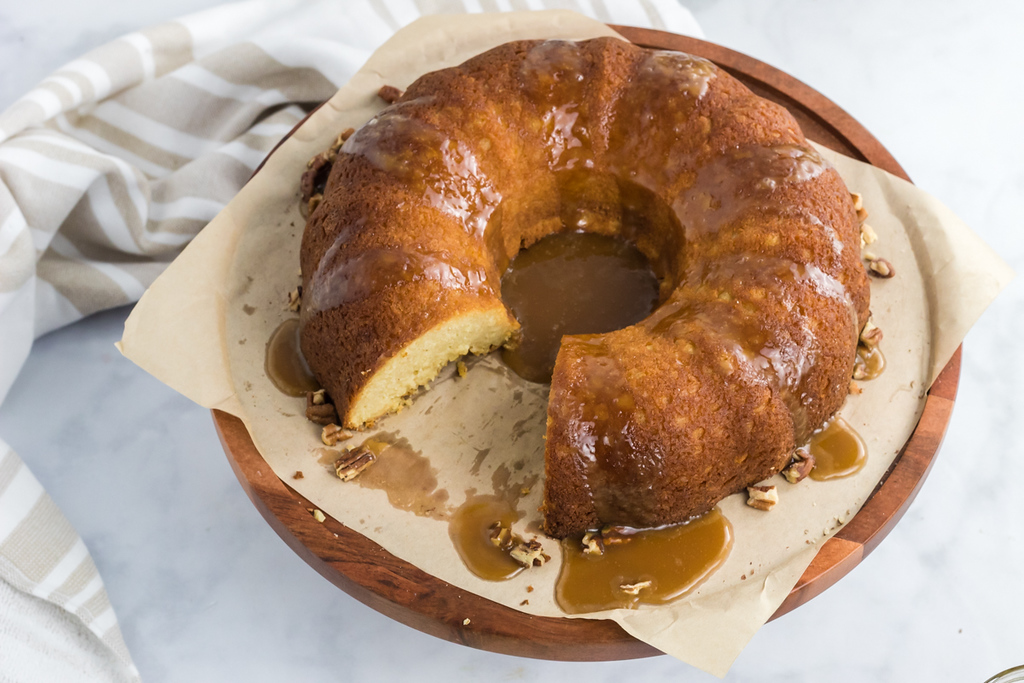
[299,38,871,537]
[265,318,319,397]
[556,509,732,614]
[855,344,886,380]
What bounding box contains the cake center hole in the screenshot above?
[500,231,659,383]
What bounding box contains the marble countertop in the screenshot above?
[2,1,1022,681]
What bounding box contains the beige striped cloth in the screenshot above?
[0,0,700,678]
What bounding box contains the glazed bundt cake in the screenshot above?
[299,37,870,538]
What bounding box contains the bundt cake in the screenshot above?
[298,37,870,538]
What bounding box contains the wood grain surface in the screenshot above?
[213,26,961,660]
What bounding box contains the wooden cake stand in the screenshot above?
[213,26,961,661]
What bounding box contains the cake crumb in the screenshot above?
[285,287,302,312]
[311,508,326,523]
[462,618,471,626]
[293,471,304,480]
[457,360,468,377]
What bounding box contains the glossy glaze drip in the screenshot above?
[808,417,866,480]
[448,496,526,581]
[643,256,851,443]
[500,232,658,383]
[607,51,714,191]
[342,109,501,237]
[519,41,593,172]
[553,336,662,523]
[308,247,490,315]
[555,508,732,614]
[674,144,830,242]
[265,318,319,396]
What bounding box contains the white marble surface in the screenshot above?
[2,1,1022,681]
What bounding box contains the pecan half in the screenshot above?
[334,445,376,481]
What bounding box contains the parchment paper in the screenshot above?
[117,11,1013,677]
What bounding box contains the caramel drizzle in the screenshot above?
[646,256,851,444]
[307,247,491,315]
[341,106,501,238]
[519,41,593,172]
[673,144,830,242]
[552,336,664,524]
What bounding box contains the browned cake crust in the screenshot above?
[299,37,870,538]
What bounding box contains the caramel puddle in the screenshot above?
[448,496,526,581]
[320,433,450,520]
[808,417,867,481]
[265,318,318,396]
[555,509,733,614]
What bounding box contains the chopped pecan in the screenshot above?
[581,530,604,555]
[600,525,632,545]
[859,321,883,348]
[782,450,815,484]
[867,257,895,278]
[377,84,404,104]
[321,423,353,446]
[746,484,779,510]
[305,390,338,425]
[330,128,355,154]
[860,223,878,247]
[852,355,870,380]
[286,286,302,312]
[510,539,547,568]
[334,445,377,481]
[489,522,513,550]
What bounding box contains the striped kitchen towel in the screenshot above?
[0,0,701,678]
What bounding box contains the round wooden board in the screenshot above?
[214,26,961,661]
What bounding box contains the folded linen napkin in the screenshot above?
[0,0,702,678]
